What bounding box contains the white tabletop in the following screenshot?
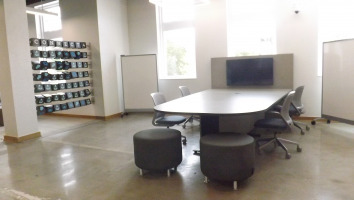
[154,89,290,115]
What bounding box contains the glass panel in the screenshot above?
[42,6,62,32]
[164,28,196,78]
[156,3,197,79]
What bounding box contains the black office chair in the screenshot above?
[178,86,199,128]
[151,92,187,145]
[254,91,302,159]
[274,86,310,135]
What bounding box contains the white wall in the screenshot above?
[127,0,227,102]
[60,0,130,117]
[0,0,39,138]
[275,0,321,117]
[159,0,227,100]
[127,0,321,117]
[127,0,157,55]
[96,0,130,115]
[159,0,228,100]
[60,0,103,116]
[27,15,37,38]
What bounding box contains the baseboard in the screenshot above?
[292,116,335,122]
[292,116,315,120]
[46,113,99,119]
[46,113,122,121]
[100,113,122,121]
[4,131,41,143]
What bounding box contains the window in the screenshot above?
[35,0,62,40]
[34,1,62,76]
[156,4,197,79]
[227,0,276,56]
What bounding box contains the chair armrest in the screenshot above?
[291,103,302,116]
[266,110,294,127]
[265,111,282,119]
[152,111,159,126]
[152,111,165,127]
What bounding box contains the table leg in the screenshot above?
[0,108,3,126]
[200,115,219,137]
[194,115,220,155]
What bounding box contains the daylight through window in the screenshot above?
[156,4,197,79]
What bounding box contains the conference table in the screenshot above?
[154,89,291,136]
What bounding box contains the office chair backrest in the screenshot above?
[151,92,166,106]
[292,86,304,113]
[281,91,295,125]
[151,92,167,119]
[179,86,191,97]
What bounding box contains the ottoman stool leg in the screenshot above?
[233,181,238,190]
[139,169,143,176]
[167,169,170,177]
[204,176,209,183]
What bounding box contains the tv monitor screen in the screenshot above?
[226,58,274,86]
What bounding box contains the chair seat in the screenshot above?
[254,118,288,130]
[156,115,186,126]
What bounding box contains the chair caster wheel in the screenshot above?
[285,153,291,159]
[297,146,302,152]
[306,126,310,131]
[182,125,186,129]
[311,121,316,125]
[327,120,331,124]
[301,131,305,135]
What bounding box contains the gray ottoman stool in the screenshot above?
[200,132,255,190]
[133,128,182,177]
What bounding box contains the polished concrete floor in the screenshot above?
[0,113,353,200]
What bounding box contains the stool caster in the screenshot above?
[285,153,291,159]
[297,146,302,152]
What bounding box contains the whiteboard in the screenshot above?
[322,39,354,124]
[121,54,158,111]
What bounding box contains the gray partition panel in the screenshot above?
[322,39,354,124]
[211,54,293,89]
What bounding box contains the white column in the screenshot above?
[0,0,40,142]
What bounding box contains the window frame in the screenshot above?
[156,5,197,80]
[34,0,62,40]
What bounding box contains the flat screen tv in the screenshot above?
[226,58,274,86]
